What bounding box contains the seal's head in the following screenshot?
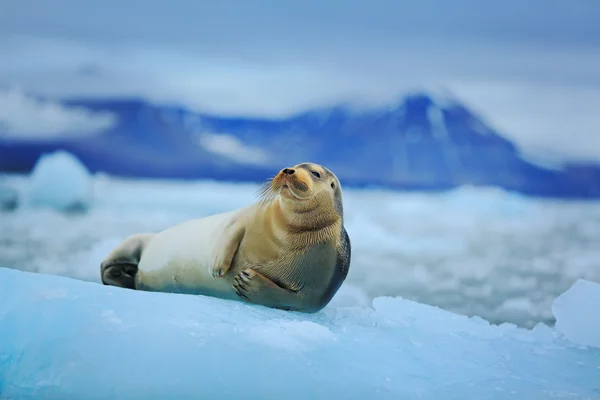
[257,162,344,232]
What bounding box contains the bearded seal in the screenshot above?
[100,162,351,313]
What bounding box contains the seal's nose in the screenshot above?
[282,168,295,175]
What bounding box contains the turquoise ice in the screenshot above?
[0,268,598,400]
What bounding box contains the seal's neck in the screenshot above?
[272,196,341,246]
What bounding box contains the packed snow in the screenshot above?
[0,267,598,399]
[24,150,93,212]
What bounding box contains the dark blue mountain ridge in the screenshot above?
[1,90,600,199]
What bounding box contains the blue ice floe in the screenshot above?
[0,268,598,399]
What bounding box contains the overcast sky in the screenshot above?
[1,0,600,162]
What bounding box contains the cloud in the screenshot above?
[446,79,600,164]
[1,0,599,50]
[0,0,599,161]
[0,87,117,139]
[1,35,600,163]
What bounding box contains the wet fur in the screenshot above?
[100,163,351,313]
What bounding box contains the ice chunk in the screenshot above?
[0,268,599,399]
[0,185,18,211]
[553,279,600,349]
[25,150,93,212]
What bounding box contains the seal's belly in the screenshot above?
[135,210,239,298]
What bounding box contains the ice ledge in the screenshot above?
[0,268,599,400]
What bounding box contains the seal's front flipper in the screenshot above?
[100,233,154,289]
[232,268,310,312]
[211,221,246,278]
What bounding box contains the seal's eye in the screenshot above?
[331,182,335,189]
[311,171,321,179]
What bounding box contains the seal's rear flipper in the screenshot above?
[101,262,138,289]
[100,233,154,289]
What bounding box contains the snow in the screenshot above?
[24,150,93,212]
[1,149,600,398]
[0,268,598,399]
[553,279,600,349]
[426,101,448,139]
[195,131,271,165]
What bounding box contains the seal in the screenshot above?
[100,162,351,313]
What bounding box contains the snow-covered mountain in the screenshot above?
[2,91,600,198]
